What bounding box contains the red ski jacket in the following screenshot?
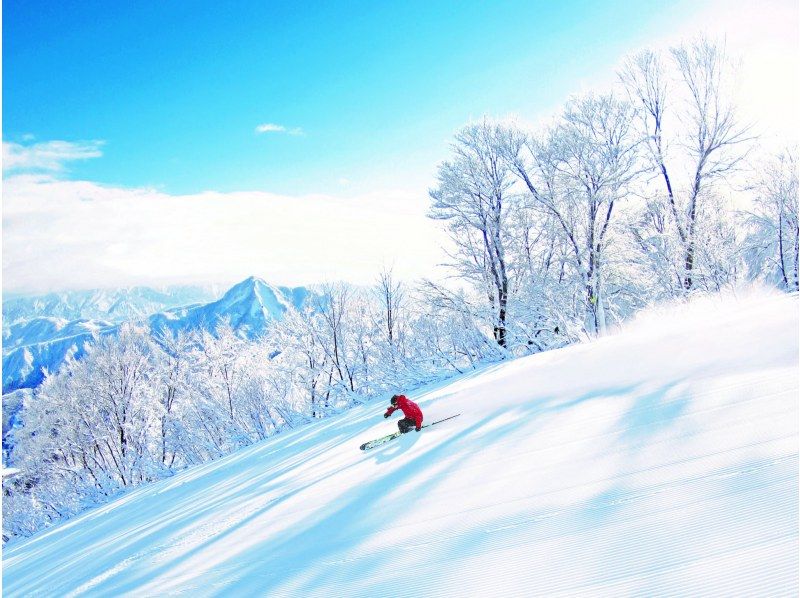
[384,395,423,428]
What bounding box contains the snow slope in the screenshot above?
[3,290,798,597]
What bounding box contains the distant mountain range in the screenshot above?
[3,284,223,326]
[2,277,311,394]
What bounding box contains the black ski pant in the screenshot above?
[398,417,416,433]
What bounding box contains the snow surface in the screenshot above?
[3,290,798,597]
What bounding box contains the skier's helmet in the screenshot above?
[390,395,400,406]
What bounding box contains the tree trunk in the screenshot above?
[778,212,789,289]
[683,166,703,291]
[793,215,799,291]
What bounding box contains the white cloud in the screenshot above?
[2,174,446,293]
[2,140,105,172]
[255,123,285,133]
[255,123,304,136]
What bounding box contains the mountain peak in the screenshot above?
[184,277,309,338]
[219,276,273,304]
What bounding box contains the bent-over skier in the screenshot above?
[384,394,423,433]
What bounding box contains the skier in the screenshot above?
[384,394,423,433]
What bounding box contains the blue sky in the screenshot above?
[2,0,797,292]
[3,0,703,196]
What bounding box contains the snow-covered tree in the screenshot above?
[429,119,519,348]
[153,329,205,467]
[742,149,799,290]
[620,37,753,294]
[5,326,163,538]
[375,267,407,357]
[269,305,331,418]
[508,94,641,335]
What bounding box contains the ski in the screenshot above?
[359,414,460,451]
[359,432,402,451]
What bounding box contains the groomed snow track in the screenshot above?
[3,290,798,597]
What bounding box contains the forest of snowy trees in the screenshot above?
[3,37,797,541]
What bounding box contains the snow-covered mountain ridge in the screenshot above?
[3,289,797,596]
[2,284,222,327]
[2,317,115,355]
[146,276,310,338]
[1,277,310,393]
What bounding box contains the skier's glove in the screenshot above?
[415,426,421,432]
[384,412,390,418]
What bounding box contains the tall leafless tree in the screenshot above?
[376,267,405,350]
[621,37,753,292]
[508,94,640,334]
[429,120,517,347]
[743,148,799,290]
